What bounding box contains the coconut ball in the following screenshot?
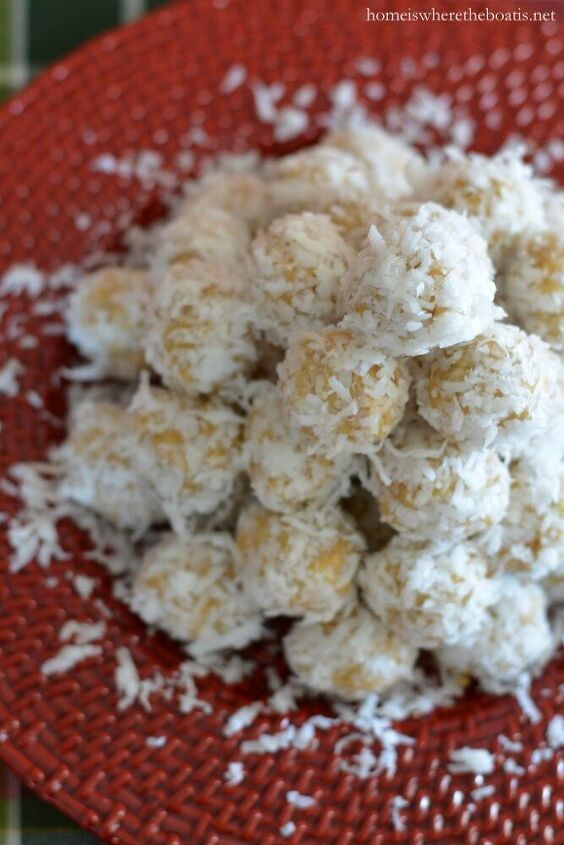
[67,267,154,380]
[144,259,257,397]
[415,322,557,450]
[181,168,270,230]
[245,382,352,513]
[488,451,563,581]
[283,601,418,700]
[341,482,396,552]
[367,416,510,540]
[278,327,411,456]
[322,126,425,200]
[129,379,244,535]
[359,536,498,648]
[420,148,547,264]
[265,146,374,245]
[250,212,354,346]
[437,578,554,689]
[235,500,365,622]
[157,202,251,270]
[58,399,162,533]
[500,229,564,353]
[341,203,500,356]
[130,531,263,653]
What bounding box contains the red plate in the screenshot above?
[0,1,562,843]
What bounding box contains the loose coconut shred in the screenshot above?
[4,116,564,781]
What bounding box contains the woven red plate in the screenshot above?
[0,1,563,843]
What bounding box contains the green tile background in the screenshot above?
[0,0,168,98]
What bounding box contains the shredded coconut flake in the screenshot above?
[448,747,495,775]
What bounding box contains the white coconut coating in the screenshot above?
[437,578,553,689]
[67,267,154,380]
[157,202,251,270]
[245,382,352,513]
[181,168,270,230]
[367,416,510,540]
[265,146,374,246]
[250,212,354,346]
[235,500,365,622]
[486,451,564,581]
[359,536,498,648]
[283,601,418,700]
[341,203,500,356]
[58,399,162,533]
[278,327,411,456]
[129,379,244,535]
[144,259,257,397]
[130,532,263,653]
[421,149,547,264]
[500,229,564,353]
[322,126,425,200]
[415,322,557,450]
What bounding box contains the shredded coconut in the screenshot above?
[448,747,495,775]
[0,358,24,397]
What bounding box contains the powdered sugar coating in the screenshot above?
[250,212,354,346]
[341,203,500,356]
[130,379,244,535]
[437,578,553,688]
[500,229,564,353]
[144,260,257,397]
[67,267,154,379]
[284,601,417,700]
[359,536,498,648]
[131,532,263,653]
[367,416,510,540]
[415,323,556,450]
[58,399,162,533]
[245,382,352,513]
[235,500,365,622]
[278,327,411,456]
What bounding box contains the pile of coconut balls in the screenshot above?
[58,127,564,703]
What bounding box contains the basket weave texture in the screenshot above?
[0,1,562,843]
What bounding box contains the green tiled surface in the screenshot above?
[0,0,168,95]
[0,6,170,845]
[28,0,121,64]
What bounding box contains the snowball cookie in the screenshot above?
[67,267,154,380]
[420,148,547,264]
[278,327,411,456]
[181,167,270,230]
[264,146,374,245]
[341,483,396,552]
[500,229,564,353]
[157,202,251,269]
[359,536,498,648]
[129,378,244,535]
[58,399,162,533]
[235,500,365,622]
[415,323,557,450]
[340,203,499,356]
[250,212,354,346]
[130,532,263,653]
[367,416,510,540]
[283,601,418,700]
[144,259,257,397]
[437,578,554,689]
[245,382,352,513]
[322,126,425,200]
[490,451,563,581]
